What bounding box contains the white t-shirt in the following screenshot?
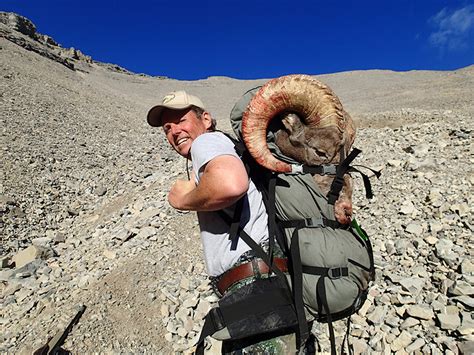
[191,132,269,277]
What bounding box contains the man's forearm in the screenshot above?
[169,178,246,211]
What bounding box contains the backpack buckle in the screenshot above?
[291,164,304,174]
[322,165,337,175]
[304,217,324,228]
[328,267,348,279]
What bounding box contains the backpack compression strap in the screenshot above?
[327,148,361,205]
[328,148,382,205]
[279,216,345,230]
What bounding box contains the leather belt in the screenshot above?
[217,258,288,295]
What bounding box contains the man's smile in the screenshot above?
[176,137,189,146]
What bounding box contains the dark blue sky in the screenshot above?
[3,0,474,79]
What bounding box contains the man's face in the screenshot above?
[161,108,212,157]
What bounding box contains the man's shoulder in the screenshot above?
[193,131,235,148]
[191,131,241,176]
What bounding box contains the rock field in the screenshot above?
[1,12,473,354]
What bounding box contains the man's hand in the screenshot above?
[168,178,197,210]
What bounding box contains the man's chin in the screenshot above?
[174,145,190,158]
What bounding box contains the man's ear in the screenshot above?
[202,111,213,130]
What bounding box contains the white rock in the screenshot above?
[424,235,438,245]
[160,304,169,317]
[437,313,461,331]
[390,330,412,352]
[405,223,423,235]
[448,280,474,296]
[406,338,425,353]
[102,250,116,259]
[12,245,48,268]
[399,277,425,294]
[406,305,434,320]
[399,201,416,215]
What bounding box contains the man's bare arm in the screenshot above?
[168,155,249,211]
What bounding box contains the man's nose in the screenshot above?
[170,123,181,135]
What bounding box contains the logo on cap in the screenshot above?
[162,93,175,104]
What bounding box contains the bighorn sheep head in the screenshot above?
[241,74,356,224]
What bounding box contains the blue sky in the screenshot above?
[3,0,474,80]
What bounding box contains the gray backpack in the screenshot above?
[196,86,377,355]
[230,87,376,352]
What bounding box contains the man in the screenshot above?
[147,91,302,353]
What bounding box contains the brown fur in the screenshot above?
[275,113,353,224]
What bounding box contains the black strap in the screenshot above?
[316,277,336,355]
[347,166,381,200]
[327,148,361,205]
[279,217,344,230]
[302,266,349,278]
[218,208,287,282]
[264,174,278,261]
[301,164,338,175]
[226,198,244,251]
[341,316,354,355]
[289,228,310,348]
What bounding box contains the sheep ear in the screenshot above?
[281,113,302,133]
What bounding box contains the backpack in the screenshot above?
[195,81,378,354]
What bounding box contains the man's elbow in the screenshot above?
[225,179,249,202]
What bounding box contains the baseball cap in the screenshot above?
[147,90,206,127]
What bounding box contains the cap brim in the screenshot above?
[147,104,194,127]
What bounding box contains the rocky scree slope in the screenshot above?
[1,12,473,354]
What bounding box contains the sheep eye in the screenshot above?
[314,149,327,158]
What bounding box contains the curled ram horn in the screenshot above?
[242,74,356,224]
[242,74,355,172]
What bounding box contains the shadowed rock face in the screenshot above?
[0,12,36,38]
[274,113,354,224]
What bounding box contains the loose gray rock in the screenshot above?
[406,338,425,353]
[390,330,412,352]
[406,305,434,320]
[448,280,474,296]
[437,313,461,331]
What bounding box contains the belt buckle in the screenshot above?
[328,267,347,279]
[251,258,262,279]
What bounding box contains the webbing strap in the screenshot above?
[238,228,288,282]
[328,148,361,205]
[341,316,354,355]
[301,164,337,175]
[219,208,287,282]
[289,228,310,348]
[266,175,277,260]
[302,265,349,278]
[279,217,344,230]
[227,198,244,251]
[316,277,336,355]
[347,166,381,200]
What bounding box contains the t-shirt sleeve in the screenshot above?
[191,133,240,183]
